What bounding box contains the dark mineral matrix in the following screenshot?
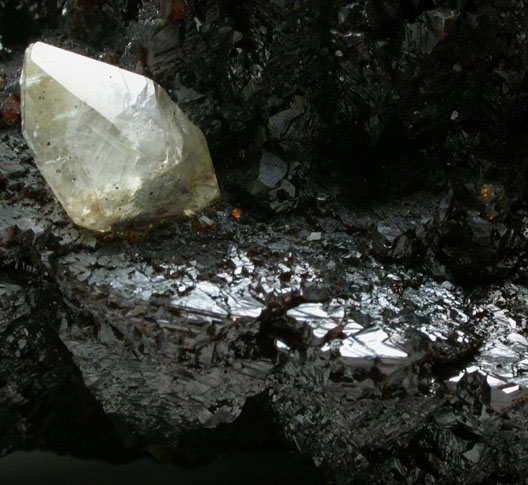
[1,1,528,484]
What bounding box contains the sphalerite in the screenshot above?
[20,42,220,233]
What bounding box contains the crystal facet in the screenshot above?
[20,42,220,233]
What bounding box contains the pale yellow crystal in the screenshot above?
[20,42,220,233]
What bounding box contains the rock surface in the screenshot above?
[1,1,528,483]
[2,121,528,482]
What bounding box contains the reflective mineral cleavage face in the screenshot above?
[20,42,220,233]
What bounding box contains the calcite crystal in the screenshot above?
[20,42,220,233]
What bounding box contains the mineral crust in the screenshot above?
[2,1,528,483]
[20,42,220,233]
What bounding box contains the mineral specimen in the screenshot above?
[20,42,220,233]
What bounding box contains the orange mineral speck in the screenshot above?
[0,95,21,129]
[96,231,115,243]
[171,0,187,21]
[192,216,216,234]
[125,230,141,244]
[480,183,494,201]
[323,324,346,343]
[231,208,242,220]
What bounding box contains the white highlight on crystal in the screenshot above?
[31,42,151,127]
